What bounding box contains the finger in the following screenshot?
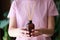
[22,29,27,31]
[32,33,39,37]
[31,32,35,36]
[21,30,29,35]
[24,33,30,37]
[31,31,40,37]
[21,32,30,37]
[31,31,38,35]
[32,29,34,31]
[26,34,30,37]
[35,29,41,32]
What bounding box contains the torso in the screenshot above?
[14,0,51,40]
[15,0,48,29]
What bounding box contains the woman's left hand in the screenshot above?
[31,29,42,37]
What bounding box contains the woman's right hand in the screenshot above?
[18,28,30,37]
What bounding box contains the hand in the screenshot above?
[19,28,30,37]
[31,29,42,37]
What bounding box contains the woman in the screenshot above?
[7,0,59,40]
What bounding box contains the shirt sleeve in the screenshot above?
[7,1,16,18]
[48,0,59,16]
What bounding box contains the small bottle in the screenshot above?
[27,20,35,37]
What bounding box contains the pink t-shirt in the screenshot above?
[8,0,59,40]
